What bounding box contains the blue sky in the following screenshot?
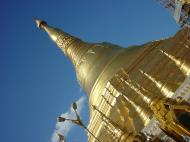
[0,0,179,142]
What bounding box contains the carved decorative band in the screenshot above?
[56,32,77,54]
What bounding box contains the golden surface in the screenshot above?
[35,19,190,141]
[181,0,190,3]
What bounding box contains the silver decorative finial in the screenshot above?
[33,17,47,29]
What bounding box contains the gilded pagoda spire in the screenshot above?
[35,18,190,141]
[34,18,80,56]
[34,18,124,95]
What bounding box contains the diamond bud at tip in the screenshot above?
[33,17,47,29]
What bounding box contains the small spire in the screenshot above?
[122,77,151,104]
[139,69,174,98]
[160,49,190,76]
[33,17,47,29]
[121,93,150,125]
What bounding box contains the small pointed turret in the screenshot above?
[139,69,174,98]
[120,93,150,125]
[160,49,190,76]
[120,77,151,104]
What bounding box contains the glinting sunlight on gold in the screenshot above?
[160,49,190,76]
[139,69,174,98]
[35,17,190,141]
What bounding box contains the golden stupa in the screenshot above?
[35,18,190,142]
